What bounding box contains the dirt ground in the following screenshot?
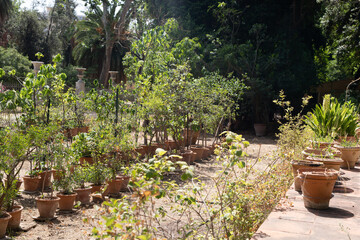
[10,133,277,240]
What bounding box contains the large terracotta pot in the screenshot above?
[254,123,267,137]
[306,156,343,171]
[36,197,60,219]
[300,169,338,209]
[57,192,77,211]
[290,160,324,192]
[23,175,41,192]
[334,145,360,169]
[74,187,92,204]
[0,212,11,238]
[190,147,205,161]
[7,205,23,230]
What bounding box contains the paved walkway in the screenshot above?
[252,165,360,240]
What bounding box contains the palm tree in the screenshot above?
[0,0,12,24]
[73,0,132,86]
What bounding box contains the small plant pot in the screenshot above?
[74,187,92,205]
[79,156,94,165]
[37,170,53,190]
[90,184,103,193]
[181,150,194,165]
[57,192,77,211]
[23,175,41,192]
[302,148,332,160]
[105,179,123,195]
[91,193,104,203]
[300,169,338,209]
[165,140,177,150]
[7,205,23,230]
[36,197,60,219]
[202,147,211,158]
[69,127,79,137]
[0,212,11,238]
[290,160,324,192]
[77,126,89,134]
[190,146,205,161]
[306,156,343,171]
[334,145,360,169]
[254,123,267,137]
[116,175,130,192]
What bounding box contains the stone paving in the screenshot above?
[252,164,360,240]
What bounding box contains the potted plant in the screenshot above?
[72,132,95,165]
[53,169,77,211]
[87,162,110,193]
[73,165,92,205]
[334,140,360,169]
[300,168,338,209]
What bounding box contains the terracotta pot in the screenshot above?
[74,187,92,204]
[116,175,130,192]
[183,129,200,146]
[334,145,360,169]
[7,205,23,230]
[90,184,103,193]
[180,150,195,165]
[302,148,332,160]
[105,178,123,195]
[306,156,343,171]
[290,160,324,192]
[23,175,41,192]
[300,169,338,209]
[295,167,325,192]
[36,197,60,219]
[165,140,177,150]
[91,193,104,203]
[69,127,79,137]
[77,126,89,134]
[310,140,333,150]
[57,192,77,211]
[135,147,146,158]
[79,156,94,165]
[0,212,11,238]
[4,178,22,191]
[190,146,205,161]
[336,136,357,143]
[254,123,267,137]
[37,170,53,190]
[202,147,211,158]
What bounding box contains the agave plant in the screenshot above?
[305,94,359,138]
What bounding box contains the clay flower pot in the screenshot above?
[105,178,123,195]
[0,212,11,238]
[165,140,177,150]
[254,123,267,137]
[116,175,130,192]
[74,187,92,205]
[79,156,94,165]
[300,169,338,209]
[180,150,193,165]
[7,205,23,230]
[290,160,324,192]
[310,140,333,150]
[36,197,60,219]
[202,147,211,158]
[23,175,41,192]
[190,146,205,161]
[306,156,343,171]
[334,145,360,169]
[57,192,77,211]
[90,184,103,193]
[37,170,53,190]
[302,148,332,160]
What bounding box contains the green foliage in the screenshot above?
[0,47,31,77]
[305,94,358,138]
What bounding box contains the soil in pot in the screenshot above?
[36,197,60,219]
[0,212,11,238]
[57,192,77,211]
[300,169,338,209]
[334,145,360,169]
[7,205,23,230]
[23,175,41,192]
[74,187,92,205]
